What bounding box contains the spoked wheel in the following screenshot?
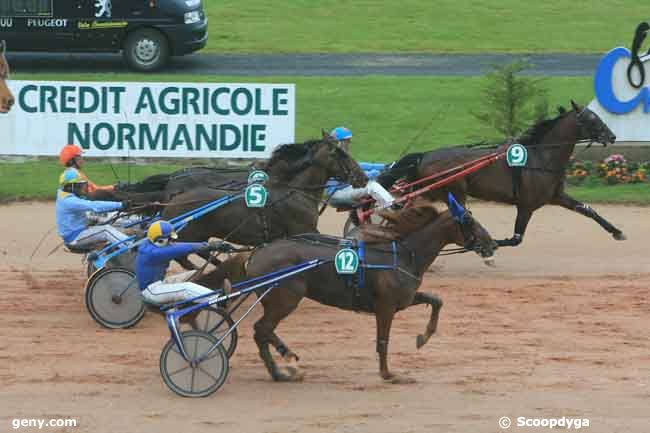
[160,330,229,398]
[85,268,145,329]
[178,307,238,358]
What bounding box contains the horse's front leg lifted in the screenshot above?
[497,206,533,247]
[411,292,443,349]
[552,192,626,240]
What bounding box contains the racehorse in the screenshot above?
[204,196,497,384]
[162,137,368,247]
[0,40,15,113]
[377,101,621,246]
[95,166,255,204]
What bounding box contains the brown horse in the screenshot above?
[163,138,368,247]
[0,40,15,113]
[378,101,620,246]
[208,197,497,384]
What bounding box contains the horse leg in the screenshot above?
[497,206,533,247]
[551,192,625,240]
[253,286,304,382]
[375,303,414,384]
[411,292,444,349]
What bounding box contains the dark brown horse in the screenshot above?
[208,197,497,384]
[0,40,15,113]
[163,138,368,247]
[94,166,254,204]
[378,101,620,246]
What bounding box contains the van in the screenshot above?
[0,0,208,71]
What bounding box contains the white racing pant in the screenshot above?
[68,224,129,249]
[329,180,394,208]
[141,271,220,306]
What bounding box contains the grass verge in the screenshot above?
[3,73,647,203]
[204,1,641,54]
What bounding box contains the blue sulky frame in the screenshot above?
[90,194,243,269]
[164,259,330,365]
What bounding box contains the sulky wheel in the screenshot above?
[160,330,229,398]
[178,307,238,358]
[85,268,145,329]
[343,211,384,237]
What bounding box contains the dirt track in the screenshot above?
[0,202,649,433]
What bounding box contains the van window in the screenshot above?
[0,0,53,17]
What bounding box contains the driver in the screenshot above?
[325,127,395,208]
[59,144,117,198]
[136,220,232,306]
[56,169,130,249]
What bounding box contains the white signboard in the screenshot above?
[0,80,295,158]
[589,47,650,142]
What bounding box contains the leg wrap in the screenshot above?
[376,338,389,354]
[276,343,289,357]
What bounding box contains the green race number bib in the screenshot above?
[245,184,268,208]
[248,170,269,184]
[506,143,528,167]
[335,248,359,274]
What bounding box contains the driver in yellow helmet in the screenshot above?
[136,221,232,306]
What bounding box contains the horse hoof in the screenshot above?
[384,374,416,385]
[483,257,497,267]
[613,232,627,241]
[416,335,425,349]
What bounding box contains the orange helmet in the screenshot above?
[59,144,83,166]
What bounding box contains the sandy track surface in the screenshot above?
[0,202,648,433]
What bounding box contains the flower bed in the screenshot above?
[567,154,649,186]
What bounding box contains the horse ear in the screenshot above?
[557,106,567,114]
[571,100,580,111]
[447,192,466,222]
[322,129,329,139]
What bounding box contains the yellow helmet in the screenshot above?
[147,220,178,242]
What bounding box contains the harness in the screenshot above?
[292,234,407,311]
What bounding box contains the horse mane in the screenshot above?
[358,198,442,242]
[516,106,573,146]
[264,138,326,179]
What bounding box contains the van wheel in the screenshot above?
[123,28,170,72]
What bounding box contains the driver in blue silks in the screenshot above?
[56,169,130,249]
[325,127,395,208]
[136,220,232,306]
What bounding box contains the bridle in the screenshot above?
[575,106,613,146]
[447,212,494,258]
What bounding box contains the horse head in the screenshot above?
[447,193,498,266]
[0,40,15,114]
[311,137,368,188]
[572,100,616,146]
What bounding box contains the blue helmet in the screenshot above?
[330,127,352,141]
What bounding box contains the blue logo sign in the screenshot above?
[593,47,650,114]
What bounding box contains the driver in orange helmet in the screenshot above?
[58,144,116,198]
